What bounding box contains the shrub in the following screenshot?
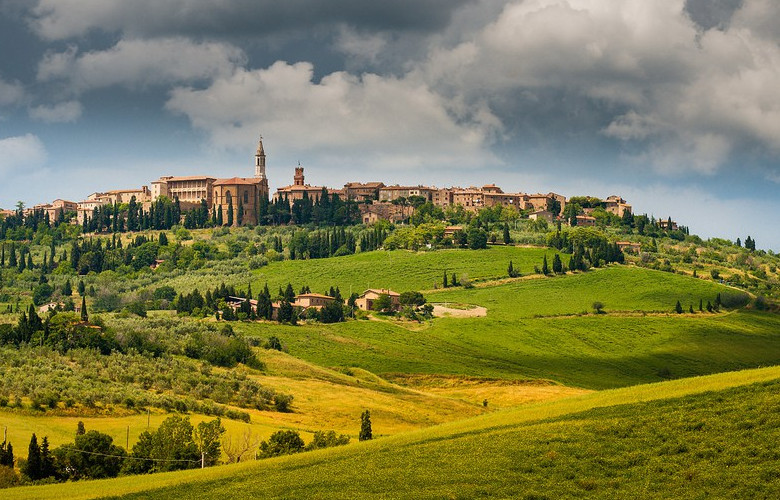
[257,430,304,459]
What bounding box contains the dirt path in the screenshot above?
[431,303,488,318]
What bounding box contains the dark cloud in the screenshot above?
[685,0,743,30]
[28,0,474,40]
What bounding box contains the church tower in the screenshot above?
[254,136,267,179]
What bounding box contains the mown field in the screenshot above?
[9,365,780,499]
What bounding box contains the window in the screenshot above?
[243,191,248,204]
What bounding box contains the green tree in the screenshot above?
[227,200,234,226]
[508,260,516,278]
[0,439,13,468]
[305,430,350,451]
[541,255,549,275]
[53,430,126,480]
[675,301,683,314]
[592,301,605,314]
[399,291,426,307]
[193,418,225,467]
[359,410,373,441]
[125,415,199,474]
[502,224,511,245]
[466,227,488,250]
[371,293,393,313]
[80,296,88,322]
[77,280,86,296]
[552,254,563,274]
[443,270,448,288]
[319,300,345,323]
[257,430,304,459]
[62,279,73,297]
[22,434,42,480]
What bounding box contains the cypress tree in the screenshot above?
[77,421,86,435]
[78,280,86,296]
[227,200,234,226]
[1,243,4,267]
[451,273,458,287]
[503,224,511,245]
[63,279,72,297]
[699,299,703,312]
[237,198,243,226]
[40,437,54,479]
[552,254,563,274]
[25,434,42,480]
[26,253,33,270]
[508,260,514,278]
[0,439,13,467]
[542,255,549,275]
[217,205,223,226]
[675,301,683,314]
[81,296,88,322]
[359,410,372,441]
[9,243,16,267]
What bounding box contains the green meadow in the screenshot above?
[236,265,780,389]
[8,366,780,499]
[248,245,557,293]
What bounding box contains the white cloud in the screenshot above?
[28,100,83,123]
[165,61,501,171]
[0,134,47,177]
[37,37,245,92]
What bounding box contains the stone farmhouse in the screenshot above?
[356,289,401,312]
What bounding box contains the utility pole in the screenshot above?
[201,452,205,469]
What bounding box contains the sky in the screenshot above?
[0,0,778,250]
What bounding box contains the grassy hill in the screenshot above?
[8,365,780,499]
[237,265,780,389]
[247,245,557,294]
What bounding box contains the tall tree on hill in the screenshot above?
[23,434,42,480]
[78,280,86,296]
[552,254,563,274]
[736,237,742,247]
[359,410,372,441]
[63,279,72,297]
[81,296,88,322]
[675,301,683,314]
[0,438,13,467]
[508,260,515,278]
[443,270,448,288]
[8,242,16,268]
[542,255,549,275]
[503,224,511,245]
[227,199,234,227]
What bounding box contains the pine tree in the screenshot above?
[9,243,17,268]
[503,224,511,245]
[542,255,549,275]
[0,439,13,467]
[359,410,372,441]
[63,279,72,297]
[77,421,86,435]
[81,296,88,322]
[451,273,458,287]
[78,280,86,296]
[507,260,515,278]
[675,301,683,314]
[40,437,54,479]
[443,271,448,288]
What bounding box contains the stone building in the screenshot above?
[211,137,270,226]
[378,185,435,202]
[605,195,632,218]
[344,182,384,201]
[151,176,217,206]
[274,166,330,202]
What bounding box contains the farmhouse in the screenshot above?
[573,215,596,227]
[356,289,401,312]
[528,210,554,222]
[294,293,336,309]
[616,241,641,253]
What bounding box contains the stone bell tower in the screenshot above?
[254,136,266,179]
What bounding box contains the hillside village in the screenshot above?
[0,137,660,234]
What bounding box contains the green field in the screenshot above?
[8,366,780,499]
[236,265,779,389]
[248,246,558,294]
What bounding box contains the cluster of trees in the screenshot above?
[257,429,350,459]
[3,418,224,486]
[547,227,625,270]
[262,190,361,226]
[359,226,389,252]
[288,227,358,260]
[737,236,757,251]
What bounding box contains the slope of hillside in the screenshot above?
[237,265,780,389]
[9,365,780,499]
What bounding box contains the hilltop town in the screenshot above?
[1,137,661,232]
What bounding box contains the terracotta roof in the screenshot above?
[362,288,401,297]
[213,177,262,186]
[276,184,326,191]
[296,293,334,299]
[162,175,217,182]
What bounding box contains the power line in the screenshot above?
[61,447,201,463]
